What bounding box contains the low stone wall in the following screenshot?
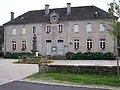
[38,65,120,74]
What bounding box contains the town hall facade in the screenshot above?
[3,3,115,56]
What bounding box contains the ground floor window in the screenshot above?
[12,41,16,50]
[22,41,26,51]
[86,39,92,50]
[74,39,79,50]
[100,39,105,49]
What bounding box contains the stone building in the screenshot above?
[3,3,116,56]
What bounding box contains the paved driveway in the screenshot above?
[0,59,38,85]
[0,81,109,90]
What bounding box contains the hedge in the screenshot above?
[3,52,34,59]
[66,52,116,60]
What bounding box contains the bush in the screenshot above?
[65,52,115,60]
[0,52,4,57]
[65,52,74,60]
[3,52,34,59]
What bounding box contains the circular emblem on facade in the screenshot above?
[50,11,59,24]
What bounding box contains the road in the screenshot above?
[0,81,109,90]
[0,59,38,85]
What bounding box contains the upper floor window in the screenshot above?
[22,27,26,34]
[100,39,105,49]
[58,25,63,33]
[100,24,105,32]
[58,40,63,43]
[33,26,36,34]
[12,28,16,35]
[46,25,52,33]
[46,40,52,43]
[74,24,79,33]
[86,23,92,32]
[86,39,92,50]
[21,41,26,51]
[74,39,79,50]
[12,41,16,50]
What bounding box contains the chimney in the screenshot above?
[11,12,14,20]
[67,3,71,15]
[45,4,49,15]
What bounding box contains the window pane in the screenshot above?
[22,27,26,34]
[13,29,16,35]
[100,24,105,31]
[33,26,36,34]
[46,25,51,33]
[74,24,79,32]
[58,25,63,33]
[86,23,91,32]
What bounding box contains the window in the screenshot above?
[22,27,26,34]
[100,24,105,31]
[12,28,16,35]
[86,23,92,32]
[46,25,51,33]
[74,24,79,32]
[12,41,16,50]
[58,25,63,33]
[86,39,92,50]
[22,41,26,51]
[33,26,36,34]
[46,40,52,43]
[100,39,105,49]
[74,39,79,50]
[58,40,63,43]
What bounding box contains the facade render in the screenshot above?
[3,3,116,56]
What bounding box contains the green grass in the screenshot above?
[26,72,120,87]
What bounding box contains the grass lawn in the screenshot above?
[26,72,120,87]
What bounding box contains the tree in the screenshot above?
[108,0,120,76]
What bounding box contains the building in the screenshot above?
[3,3,116,56]
[0,26,4,52]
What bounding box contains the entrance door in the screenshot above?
[46,40,52,55]
[57,40,64,55]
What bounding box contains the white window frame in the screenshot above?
[86,23,92,32]
[100,24,105,32]
[12,41,16,51]
[86,39,92,50]
[21,41,27,51]
[74,39,79,50]
[46,24,52,33]
[58,24,63,33]
[74,24,79,33]
[100,39,105,49]
[22,27,26,34]
[12,28,16,35]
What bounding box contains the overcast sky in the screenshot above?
[0,0,113,25]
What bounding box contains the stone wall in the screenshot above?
[38,65,120,74]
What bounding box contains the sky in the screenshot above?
[0,0,113,25]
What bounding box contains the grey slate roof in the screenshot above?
[4,6,111,25]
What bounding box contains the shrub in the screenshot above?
[3,52,34,59]
[65,52,74,60]
[0,52,4,57]
[65,52,115,60]
[104,52,115,60]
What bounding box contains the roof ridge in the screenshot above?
[29,5,95,12]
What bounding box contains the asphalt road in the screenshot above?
[0,81,109,90]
